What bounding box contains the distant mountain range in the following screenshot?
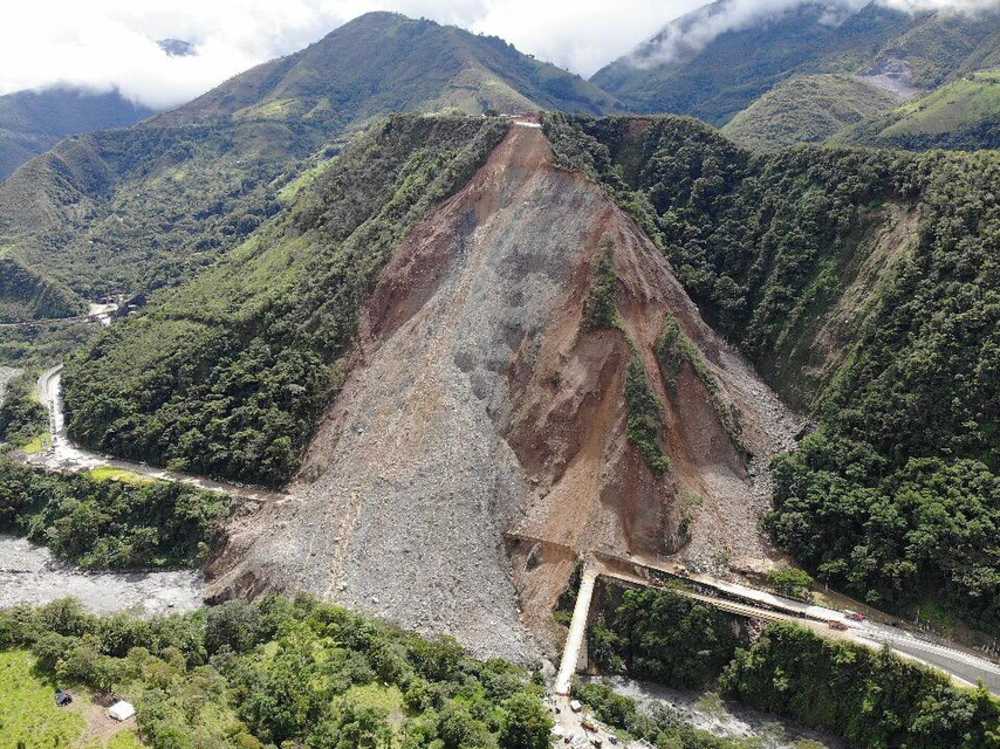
[588,0,1000,152]
[0,12,619,322]
[4,4,1000,323]
[0,87,154,180]
[591,0,1000,126]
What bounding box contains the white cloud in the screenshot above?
[0,0,698,110]
[1,0,993,109]
[630,0,998,68]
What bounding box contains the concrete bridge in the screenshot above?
[553,555,1000,696]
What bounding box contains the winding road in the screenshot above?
[30,365,281,503]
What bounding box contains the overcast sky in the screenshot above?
[0,0,991,110]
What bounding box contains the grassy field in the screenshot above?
[86,467,155,486]
[884,68,1000,136]
[0,650,144,749]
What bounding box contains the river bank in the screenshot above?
[0,534,204,616]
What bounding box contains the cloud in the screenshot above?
[630,0,998,69]
[0,0,697,110]
[2,0,992,109]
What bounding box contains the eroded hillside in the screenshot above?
[0,12,615,324]
[205,121,799,658]
[65,112,1000,652]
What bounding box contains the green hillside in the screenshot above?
[0,87,154,180]
[63,114,509,485]
[838,67,1000,150]
[0,253,84,323]
[722,74,899,150]
[592,1,1000,126]
[169,11,616,126]
[0,12,615,324]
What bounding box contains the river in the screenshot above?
[0,534,205,616]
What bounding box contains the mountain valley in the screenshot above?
[1,3,1000,748]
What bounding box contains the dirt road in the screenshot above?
[30,366,281,503]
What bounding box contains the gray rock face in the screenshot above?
[0,534,204,616]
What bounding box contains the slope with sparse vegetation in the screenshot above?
[722,74,899,151]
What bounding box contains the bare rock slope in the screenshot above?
[211,123,799,659]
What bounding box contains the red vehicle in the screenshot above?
[845,611,866,622]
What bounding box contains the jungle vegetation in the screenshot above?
[0,596,553,749]
[543,113,1000,629]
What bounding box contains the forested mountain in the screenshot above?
[0,86,154,180]
[542,114,1000,628]
[0,12,616,323]
[63,110,1000,642]
[3,7,1000,745]
[721,73,900,150]
[592,0,1000,126]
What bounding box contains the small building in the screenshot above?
[108,701,136,721]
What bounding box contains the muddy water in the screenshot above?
[0,535,205,616]
[585,676,843,748]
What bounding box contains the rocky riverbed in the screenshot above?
[0,534,205,616]
[586,676,843,749]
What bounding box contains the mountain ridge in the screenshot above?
[0,11,618,324]
[0,86,154,181]
[592,1,1000,126]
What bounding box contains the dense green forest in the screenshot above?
[582,584,1000,748]
[0,372,46,447]
[0,256,84,323]
[588,587,745,690]
[0,596,552,749]
[0,460,229,569]
[63,115,510,486]
[721,623,1000,749]
[543,113,1000,629]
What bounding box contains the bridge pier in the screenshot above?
[555,563,597,695]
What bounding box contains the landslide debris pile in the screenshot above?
[202,119,799,658]
[71,111,1000,654]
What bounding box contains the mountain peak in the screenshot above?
[158,38,196,57]
[161,11,616,127]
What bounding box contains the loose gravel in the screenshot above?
[0,534,204,616]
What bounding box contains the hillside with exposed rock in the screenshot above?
[193,119,798,658]
[0,12,615,324]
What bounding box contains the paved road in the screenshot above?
[624,558,1000,695]
[29,366,281,503]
